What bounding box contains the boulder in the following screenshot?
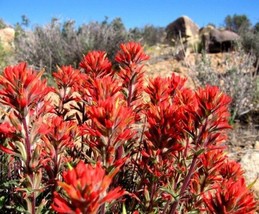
[199,25,215,52]
[239,151,259,198]
[199,26,240,53]
[0,27,15,52]
[165,16,200,55]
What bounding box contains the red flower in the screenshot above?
[79,51,113,78]
[145,101,184,150]
[219,159,244,181]
[0,122,17,155]
[81,97,135,166]
[42,116,77,153]
[115,42,149,66]
[196,85,232,117]
[87,76,122,102]
[0,62,51,115]
[169,73,187,97]
[52,161,125,214]
[203,177,256,214]
[53,65,81,90]
[145,76,170,105]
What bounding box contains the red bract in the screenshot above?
[115,42,149,66]
[81,97,135,166]
[53,65,81,90]
[145,76,171,105]
[182,85,232,148]
[87,76,122,102]
[169,73,187,97]
[219,159,244,181]
[79,51,113,78]
[203,177,257,214]
[190,149,226,195]
[40,116,78,182]
[0,122,16,138]
[0,62,51,115]
[115,42,149,117]
[118,65,144,109]
[198,148,226,177]
[52,161,125,214]
[42,116,78,153]
[0,122,17,155]
[145,101,184,151]
[196,85,232,117]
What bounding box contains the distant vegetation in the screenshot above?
[0,14,258,73]
[13,17,164,73]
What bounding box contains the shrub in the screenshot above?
[14,18,129,73]
[129,25,165,46]
[224,14,251,33]
[0,40,14,73]
[193,49,258,122]
[241,30,259,72]
[0,42,256,213]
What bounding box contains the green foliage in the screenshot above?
[14,17,129,73]
[193,49,258,122]
[253,22,259,33]
[14,17,166,73]
[241,29,259,58]
[0,19,7,29]
[129,25,165,46]
[0,42,11,72]
[224,14,251,33]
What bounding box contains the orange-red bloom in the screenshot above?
[203,177,256,214]
[219,159,244,181]
[79,51,113,78]
[87,76,122,102]
[0,62,51,115]
[196,85,232,117]
[145,76,171,105]
[41,116,78,153]
[53,65,81,90]
[115,42,149,66]
[52,161,125,214]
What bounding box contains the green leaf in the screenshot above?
[0,196,6,209]
[247,177,258,190]
[122,203,127,214]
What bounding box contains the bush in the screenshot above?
[0,42,256,213]
[129,25,165,46]
[15,18,129,73]
[224,14,251,33]
[241,30,259,70]
[193,49,258,122]
[0,41,14,73]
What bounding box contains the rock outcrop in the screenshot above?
[239,151,259,197]
[0,27,15,52]
[199,25,240,53]
[165,16,200,55]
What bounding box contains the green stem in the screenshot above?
[22,116,36,214]
[169,155,198,214]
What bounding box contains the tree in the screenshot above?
[254,22,259,33]
[0,19,7,29]
[224,14,251,33]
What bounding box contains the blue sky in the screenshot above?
[0,0,258,29]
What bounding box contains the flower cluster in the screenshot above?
[52,161,125,214]
[0,42,256,213]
